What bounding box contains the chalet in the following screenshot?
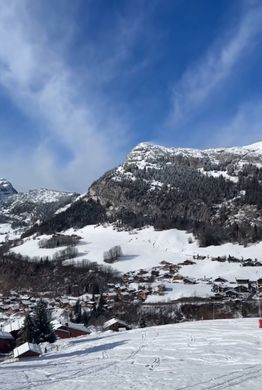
[227,256,241,263]
[2,318,24,339]
[225,290,239,298]
[53,321,90,339]
[234,285,249,293]
[214,277,228,284]
[160,260,172,266]
[183,278,196,284]
[212,256,226,262]
[103,318,131,332]
[184,260,196,265]
[242,260,256,267]
[0,331,15,353]
[193,255,206,260]
[236,279,250,285]
[178,260,196,266]
[13,343,41,359]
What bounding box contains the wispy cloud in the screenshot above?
[168,1,262,130]
[0,1,141,192]
[207,99,262,148]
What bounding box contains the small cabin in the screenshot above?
[103,318,131,332]
[236,279,250,285]
[2,318,24,340]
[0,331,15,353]
[13,343,41,359]
[53,321,90,339]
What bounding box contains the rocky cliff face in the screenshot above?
[25,142,262,246]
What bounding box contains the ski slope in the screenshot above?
[1,318,262,389]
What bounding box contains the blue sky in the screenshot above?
[0,0,262,192]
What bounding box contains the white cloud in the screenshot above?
[169,2,262,129]
[0,1,134,192]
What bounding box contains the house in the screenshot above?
[236,279,250,285]
[214,277,228,283]
[225,290,239,299]
[0,331,15,353]
[103,318,131,332]
[2,318,24,339]
[53,321,90,339]
[13,342,41,359]
[183,277,196,284]
[234,285,249,293]
[183,260,196,266]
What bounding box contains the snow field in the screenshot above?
[11,224,262,278]
[0,318,262,389]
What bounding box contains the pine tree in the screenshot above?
[97,293,106,315]
[82,311,90,326]
[21,314,35,343]
[34,299,56,344]
[72,299,82,323]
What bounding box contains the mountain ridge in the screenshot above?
[22,140,262,247]
[0,185,79,233]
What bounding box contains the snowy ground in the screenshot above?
[10,225,262,279]
[1,318,262,389]
[0,223,19,243]
[145,282,213,303]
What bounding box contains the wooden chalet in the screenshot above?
[236,279,250,285]
[53,321,90,339]
[0,331,15,354]
[214,277,228,283]
[2,318,24,339]
[103,318,131,332]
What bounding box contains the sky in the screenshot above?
[0,0,262,192]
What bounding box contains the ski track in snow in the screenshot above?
[0,318,262,390]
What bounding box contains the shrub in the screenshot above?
[103,245,123,263]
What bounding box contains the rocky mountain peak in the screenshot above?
[0,178,17,199]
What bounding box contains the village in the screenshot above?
[1,252,262,361]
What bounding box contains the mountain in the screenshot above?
[0,185,79,231]
[25,141,262,246]
[0,179,17,200]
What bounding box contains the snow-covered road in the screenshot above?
[1,318,262,389]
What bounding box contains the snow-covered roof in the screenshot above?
[103,318,128,329]
[2,318,24,333]
[14,342,41,358]
[52,320,89,333]
[0,331,14,340]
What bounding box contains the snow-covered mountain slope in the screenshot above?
[10,224,262,303]
[0,183,79,238]
[33,140,262,246]
[128,140,262,162]
[1,318,261,390]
